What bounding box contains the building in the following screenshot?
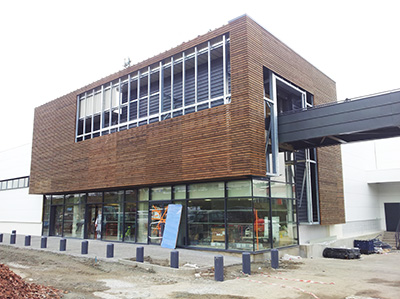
[29,15,346,252]
[0,144,42,235]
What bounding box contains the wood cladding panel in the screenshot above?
[30,14,344,225]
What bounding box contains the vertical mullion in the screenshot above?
[127,74,131,123]
[159,62,163,120]
[75,95,80,141]
[223,34,227,104]
[194,47,198,109]
[100,86,104,131]
[171,57,174,113]
[137,71,140,121]
[91,89,94,137]
[117,79,121,127]
[147,66,150,122]
[182,52,185,111]
[109,82,112,128]
[83,92,87,137]
[208,41,211,102]
[224,182,228,250]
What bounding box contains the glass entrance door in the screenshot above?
[85,205,102,239]
[49,205,63,236]
[149,202,170,245]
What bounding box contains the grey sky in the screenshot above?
[1,0,399,152]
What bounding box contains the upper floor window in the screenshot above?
[76,34,231,142]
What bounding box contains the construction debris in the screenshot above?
[0,263,63,298]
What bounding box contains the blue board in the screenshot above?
[161,204,183,249]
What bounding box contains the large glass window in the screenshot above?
[188,182,224,199]
[271,198,297,247]
[76,34,230,142]
[188,198,225,249]
[253,198,271,250]
[137,201,148,243]
[124,190,137,242]
[41,177,298,251]
[42,195,51,236]
[227,198,253,250]
[103,191,124,241]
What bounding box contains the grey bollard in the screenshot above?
[242,252,251,275]
[41,236,47,248]
[0,233,3,243]
[214,255,224,282]
[81,240,89,254]
[170,251,179,269]
[60,238,67,251]
[10,233,16,244]
[136,246,144,263]
[271,249,279,269]
[106,243,114,258]
[24,235,31,246]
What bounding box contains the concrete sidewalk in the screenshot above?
[0,233,242,269]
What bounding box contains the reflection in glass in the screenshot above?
[227,198,253,250]
[271,198,297,247]
[188,182,224,199]
[253,198,271,250]
[188,199,225,249]
[227,180,251,197]
[137,202,148,243]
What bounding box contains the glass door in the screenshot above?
[149,201,170,245]
[85,205,102,239]
[49,205,63,236]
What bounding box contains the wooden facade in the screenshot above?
[30,15,345,225]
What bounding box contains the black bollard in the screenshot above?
[214,255,224,282]
[271,249,279,269]
[171,251,179,269]
[81,240,89,254]
[106,243,114,258]
[242,252,251,275]
[10,233,16,244]
[24,235,31,246]
[0,233,3,243]
[41,236,47,248]
[136,246,144,263]
[60,238,67,251]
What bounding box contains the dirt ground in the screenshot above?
[0,245,399,299]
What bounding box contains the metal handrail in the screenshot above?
[395,218,400,250]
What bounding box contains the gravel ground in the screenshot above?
[0,245,399,299]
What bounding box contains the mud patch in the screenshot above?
[366,278,400,288]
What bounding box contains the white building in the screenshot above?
[0,143,43,235]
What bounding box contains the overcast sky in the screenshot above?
[1,0,399,152]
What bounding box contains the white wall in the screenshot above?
[0,143,43,236]
[341,140,381,223]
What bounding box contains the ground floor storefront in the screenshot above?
[42,177,297,252]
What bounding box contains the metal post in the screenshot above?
[171,251,179,269]
[106,243,114,258]
[136,246,144,262]
[41,236,47,248]
[0,233,3,243]
[271,249,279,269]
[242,252,251,275]
[10,233,16,244]
[81,241,89,255]
[24,235,31,246]
[214,255,224,282]
[60,238,66,251]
